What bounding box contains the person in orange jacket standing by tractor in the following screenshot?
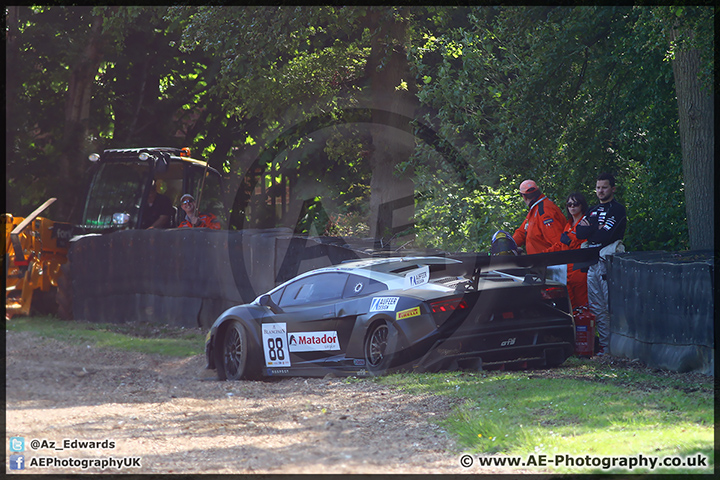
[512,179,567,255]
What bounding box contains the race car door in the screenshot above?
[260,272,346,368]
[334,273,388,346]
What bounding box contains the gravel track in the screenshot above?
[6,330,508,474]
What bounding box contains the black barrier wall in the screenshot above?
[68,229,367,329]
[608,251,714,375]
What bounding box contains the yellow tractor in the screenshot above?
[4,198,74,318]
[5,147,224,319]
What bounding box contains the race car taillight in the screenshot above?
[429,297,468,314]
[541,286,566,300]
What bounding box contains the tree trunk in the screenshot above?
[365,10,417,247]
[670,29,714,251]
[57,13,107,222]
[5,7,20,165]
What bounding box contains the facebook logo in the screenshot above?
[9,455,25,470]
[9,437,25,452]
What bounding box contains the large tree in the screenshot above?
[363,8,417,242]
[5,6,222,221]
[409,5,712,252]
[7,6,709,253]
[6,6,108,219]
[169,6,422,244]
[665,7,714,250]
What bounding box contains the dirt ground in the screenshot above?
[7,329,544,475]
[9,330,711,475]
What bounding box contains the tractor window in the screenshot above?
[82,163,149,230]
[153,163,185,207]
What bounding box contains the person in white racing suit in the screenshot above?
[576,172,626,356]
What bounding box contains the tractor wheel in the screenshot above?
[31,287,59,316]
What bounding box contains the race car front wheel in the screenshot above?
[365,321,391,374]
[219,320,259,380]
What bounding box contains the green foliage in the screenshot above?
[636,6,714,94]
[169,6,370,123]
[6,6,96,216]
[6,6,710,251]
[409,5,700,251]
[412,163,525,252]
[167,6,408,233]
[6,6,224,220]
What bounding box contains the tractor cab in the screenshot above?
[80,147,224,232]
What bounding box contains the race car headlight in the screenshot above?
[429,297,468,314]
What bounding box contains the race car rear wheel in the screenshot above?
[218,320,259,380]
[365,322,391,374]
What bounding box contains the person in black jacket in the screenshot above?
[141,181,174,229]
[576,172,627,357]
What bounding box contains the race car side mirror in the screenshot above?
[258,294,284,314]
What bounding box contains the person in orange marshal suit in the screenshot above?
[512,179,567,255]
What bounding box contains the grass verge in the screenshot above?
[6,316,205,357]
[375,357,714,474]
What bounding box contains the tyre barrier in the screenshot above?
[608,250,714,375]
[67,228,368,329]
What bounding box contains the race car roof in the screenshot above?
[338,256,462,273]
[268,256,462,293]
[268,249,601,295]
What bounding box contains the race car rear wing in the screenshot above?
[449,246,602,290]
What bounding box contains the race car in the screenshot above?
[205,248,600,380]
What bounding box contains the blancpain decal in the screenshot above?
[404,266,430,289]
[262,323,291,367]
[288,331,341,352]
[370,297,400,312]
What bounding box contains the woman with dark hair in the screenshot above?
[563,193,588,225]
[548,192,589,309]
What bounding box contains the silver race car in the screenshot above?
[205,247,600,379]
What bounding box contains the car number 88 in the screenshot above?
[266,337,286,361]
[262,323,291,367]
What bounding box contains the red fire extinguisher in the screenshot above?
[573,305,595,357]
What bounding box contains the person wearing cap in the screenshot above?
[178,194,221,229]
[512,179,567,255]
